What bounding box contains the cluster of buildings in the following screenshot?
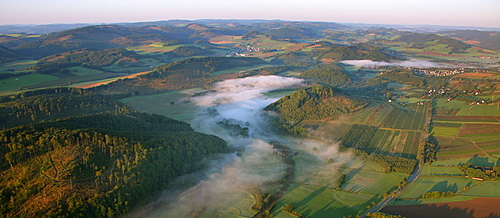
[413,68,464,76]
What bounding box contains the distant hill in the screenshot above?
[0,45,24,63]
[265,26,322,39]
[438,30,500,51]
[95,57,267,95]
[395,33,471,54]
[311,43,401,62]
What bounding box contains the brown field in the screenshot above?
[467,41,482,45]
[458,124,500,135]
[74,71,151,89]
[434,116,500,123]
[381,198,500,218]
[209,35,240,44]
[456,73,495,78]
[321,58,336,63]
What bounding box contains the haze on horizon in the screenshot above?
[1,0,499,28]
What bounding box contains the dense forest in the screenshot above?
[0,88,129,129]
[299,66,351,86]
[0,88,229,217]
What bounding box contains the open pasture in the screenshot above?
[0,72,59,94]
[432,156,498,167]
[460,181,500,198]
[120,89,201,122]
[434,99,470,109]
[420,165,463,176]
[359,173,408,196]
[271,184,375,218]
[434,115,500,123]
[456,105,500,116]
[341,170,386,193]
[398,177,479,199]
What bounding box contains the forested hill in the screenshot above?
[0,112,229,218]
[0,87,230,217]
[265,85,367,135]
[0,87,130,129]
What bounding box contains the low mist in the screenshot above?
[341,59,446,68]
[128,75,358,217]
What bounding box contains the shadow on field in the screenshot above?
[429,181,458,193]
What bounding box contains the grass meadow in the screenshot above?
[398,177,479,199]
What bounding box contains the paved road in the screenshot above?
[361,161,422,217]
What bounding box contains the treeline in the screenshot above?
[368,153,417,174]
[421,191,455,199]
[31,48,143,74]
[457,163,499,180]
[0,87,130,129]
[366,213,405,218]
[0,112,229,217]
[300,66,351,87]
[143,56,267,79]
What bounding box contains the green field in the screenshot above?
[432,126,461,137]
[271,184,376,218]
[359,173,408,196]
[398,177,480,199]
[120,89,202,122]
[420,165,463,176]
[0,72,59,94]
[460,181,500,198]
[456,105,500,116]
[432,156,499,167]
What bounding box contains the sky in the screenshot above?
[0,0,499,27]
